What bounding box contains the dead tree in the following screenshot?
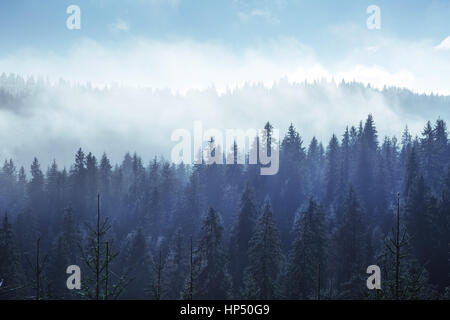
[158,250,162,300]
[79,194,130,300]
[189,236,193,300]
[105,241,109,300]
[317,263,321,300]
[384,193,409,299]
[25,238,48,300]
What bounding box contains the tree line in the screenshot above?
[0,115,449,299]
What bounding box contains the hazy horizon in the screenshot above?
[1,76,449,170]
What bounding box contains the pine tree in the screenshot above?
[242,199,282,299]
[229,182,258,297]
[99,153,112,197]
[17,166,27,203]
[79,194,129,300]
[161,229,189,300]
[340,127,350,185]
[420,167,450,292]
[23,237,49,300]
[46,160,65,234]
[332,188,368,299]
[378,193,434,299]
[29,158,47,240]
[86,152,99,207]
[71,148,88,219]
[439,168,450,294]
[187,207,231,299]
[121,228,153,299]
[405,176,433,266]
[432,119,448,191]
[0,213,23,299]
[61,207,82,263]
[286,199,327,299]
[142,185,162,238]
[306,137,324,198]
[47,236,70,299]
[176,168,205,237]
[0,160,17,213]
[159,161,178,234]
[281,123,305,160]
[356,115,378,213]
[403,146,420,198]
[278,123,306,250]
[29,158,44,202]
[325,134,340,206]
[419,121,436,186]
[380,137,399,204]
[46,207,82,299]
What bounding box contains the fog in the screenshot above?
[1,78,449,170]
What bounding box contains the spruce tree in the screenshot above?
[188,207,231,299]
[122,228,153,299]
[325,134,340,206]
[0,213,23,299]
[161,229,189,300]
[242,199,282,299]
[332,188,368,299]
[306,137,324,198]
[356,115,378,213]
[405,176,433,266]
[286,199,327,299]
[278,123,306,250]
[79,194,129,300]
[229,182,258,297]
[378,194,435,299]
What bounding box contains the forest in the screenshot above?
[0,114,449,300]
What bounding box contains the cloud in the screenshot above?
[0,7,448,169]
[0,36,448,168]
[436,36,450,50]
[0,37,318,94]
[336,65,415,90]
[0,33,448,167]
[0,35,448,95]
[238,9,279,24]
[109,18,130,32]
[1,78,442,170]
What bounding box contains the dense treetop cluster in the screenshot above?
[0,115,449,299]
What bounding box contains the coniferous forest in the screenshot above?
[1,114,449,300]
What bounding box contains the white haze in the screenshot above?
[0,36,449,169]
[0,81,448,170]
[0,36,449,95]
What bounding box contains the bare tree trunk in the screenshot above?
[328,278,333,300]
[36,238,40,300]
[189,236,193,300]
[157,250,162,300]
[317,263,321,300]
[96,193,100,300]
[395,192,400,300]
[105,241,109,300]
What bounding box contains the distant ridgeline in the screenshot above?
[1,72,450,119]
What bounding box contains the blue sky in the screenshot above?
[1,0,448,55]
[1,1,449,166]
[0,0,449,93]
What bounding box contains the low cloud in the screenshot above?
[0,35,448,95]
[0,80,447,170]
[436,36,450,50]
[109,19,130,32]
[238,9,279,24]
[0,35,449,168]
